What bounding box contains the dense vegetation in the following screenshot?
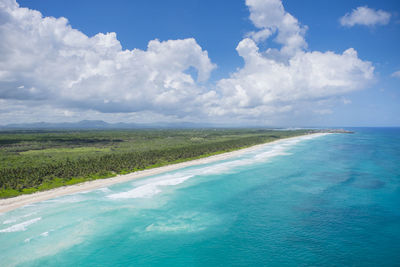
[0,129,314,198]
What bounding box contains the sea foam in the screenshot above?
[107,175,193,199]
[2,212,37,225]
[144,212,218,233]
[107,134,326,200]
[0,217,41,233]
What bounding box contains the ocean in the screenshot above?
[1,128,399,266]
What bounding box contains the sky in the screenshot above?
[0,0,399,127]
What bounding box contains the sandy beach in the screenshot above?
[0,133,326,213]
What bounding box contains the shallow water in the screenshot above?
[1,128,399,266]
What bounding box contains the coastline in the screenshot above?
[0,133,328,213]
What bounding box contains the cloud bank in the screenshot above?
[0,0,215,118]
[0,0,374,125]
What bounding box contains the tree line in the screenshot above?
[0,135,279,191]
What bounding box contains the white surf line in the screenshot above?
[0,133,330,213]
[107,132,331,200]
[0,217,41,233]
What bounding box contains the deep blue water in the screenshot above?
[1,128,399,266]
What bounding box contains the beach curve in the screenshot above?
[0,133,329,213]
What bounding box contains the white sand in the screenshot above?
[0,133,326,213]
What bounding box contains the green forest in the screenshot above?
[0,129,315,198]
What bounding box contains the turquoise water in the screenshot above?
[1,128,400,266]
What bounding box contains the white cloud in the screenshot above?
[209,39,373,117]
[0,0,215,116]
[391,70,400,78]
[340,6,391,27]
[314,109,333,115]
[0,0,375,125]
[342,98,352,105]
[204,0,373,121]
[246,28,273,43]
[245,0,307,57]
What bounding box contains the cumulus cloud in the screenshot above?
[245,0,307,57]
[391,70,400,78]
[205,0,373,120]
[0,0,215,116]
[0,0,375,125]
[340,6,391,27]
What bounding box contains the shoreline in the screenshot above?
[0,133,328,213]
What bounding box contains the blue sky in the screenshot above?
[1,0,399,126]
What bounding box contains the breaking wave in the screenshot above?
[107,134,327,200]
[0,217,41,233]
